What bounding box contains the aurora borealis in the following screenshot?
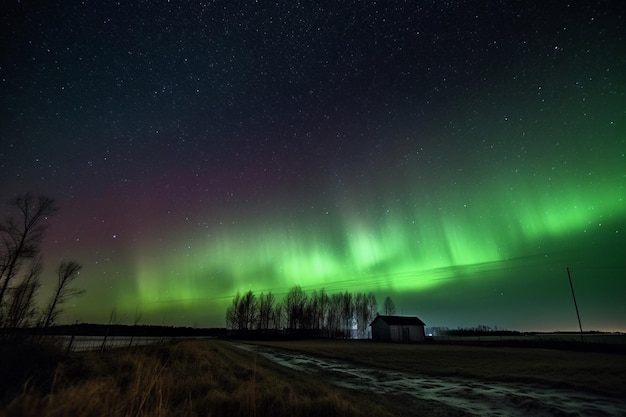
[1,2,625,331]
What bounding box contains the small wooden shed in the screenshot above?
[370,315,426,343]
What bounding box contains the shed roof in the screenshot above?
[370,315,426,327]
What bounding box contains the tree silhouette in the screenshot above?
[383,296,396,315]
[224,287,380,339]
[225,290,257,330]
[225,291,241,330]
[4,256,42,329]
[240,290,257,330]
[355,292,377,338]
[341,291,354,336]
[316,288,329,330]
[42,261,85,328]
[258,291,275,330]
[271,301,284,329]
[0,194,57,319]
[284,285,307,329]
[327,293,343,337]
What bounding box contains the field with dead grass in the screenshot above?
[251,339,626,398]
[3,338,624,417]
[1,339,440,417]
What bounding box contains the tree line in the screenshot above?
[429,325,521,337]
[0,194,84,333]
[226,286,397,338]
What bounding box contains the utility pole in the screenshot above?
[566,267,584,343]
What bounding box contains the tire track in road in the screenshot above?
[233,343,626,417]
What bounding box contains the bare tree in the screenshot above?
[4,256,43,329]
[343,291,355,337]
[327,293,343,337]
[225,290,257,330]
[0,194,57,315]
[317,288,329,331]
[42,261,85,328]
[271,301,284,330]
[383,296,396,315]
[257,291,275,330]
[225,291,241,330]
[306,290,321,330]
[284,285,307,329]
[355,292,373,338]
[367,292,378,324]
[239,290,258,330]
[353,292,377,338]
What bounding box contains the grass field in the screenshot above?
[250,339,626,398]
[0,339,453,417]
[2,338,624,417]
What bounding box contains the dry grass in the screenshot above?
[6,338,621,417]
[251,339,626,397]
[1,340,401,417]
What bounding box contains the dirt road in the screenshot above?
[234,343,626,417]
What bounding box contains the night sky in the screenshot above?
[1,1,624,331]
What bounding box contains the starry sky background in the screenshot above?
[1,1,625,331]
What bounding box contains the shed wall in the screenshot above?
[389,324,425,342]
[371,319,391,341]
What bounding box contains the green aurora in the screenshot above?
[113,109,625,331]
[3,2,625,331]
